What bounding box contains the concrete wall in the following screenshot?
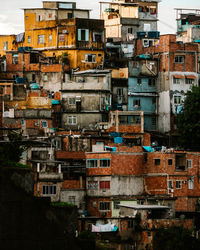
[158,91,171,133]
[62,113,103,130]
[60,189,86,209]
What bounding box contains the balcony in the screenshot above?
[76,41,104,49]
[39,172,63,181]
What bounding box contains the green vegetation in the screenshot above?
[51,202,75,208]
[0,131,30,167]
[153,226,200,250]
[77,231,96,250]
[176,86,200,151]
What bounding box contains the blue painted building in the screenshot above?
[128,58,158,131]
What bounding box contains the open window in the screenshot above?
[175,153,186,171]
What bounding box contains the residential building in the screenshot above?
[61,69,112,130]
[176,9,200,43]
[100,0,159,41]
[135,34,199,135]
[128,54,158,131]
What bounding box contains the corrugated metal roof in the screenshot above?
[119,204,169,210]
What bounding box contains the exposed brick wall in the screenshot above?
[62,180,85,189]
[87,197,112,217]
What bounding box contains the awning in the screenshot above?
[173,75,184,79]
[143,146,153,152]
[185,75,196,79]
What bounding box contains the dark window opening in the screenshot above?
[154,159,160,165]
[175,154,186,171]
[168,159,173,165]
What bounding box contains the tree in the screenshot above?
[0,131,28,165]
[176,86,200,151]
[153,226,200,250]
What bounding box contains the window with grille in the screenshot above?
[100,159,110,168]
[99,202,110,211]
[87,159,98,168]
[68,116,77,125]
[38,35,45,44]
[87,181,98,190]
[99,181,110,189]
[176,180,182,189]
[175,56,184,63]
[42,185,57,195]
[85,54,96,62]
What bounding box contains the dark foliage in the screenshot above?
[176,86,200,151]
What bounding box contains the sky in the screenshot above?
[0,0,199,35]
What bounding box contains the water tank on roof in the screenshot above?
[137,31,147,38]
[148,31,160,39]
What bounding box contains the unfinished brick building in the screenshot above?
[134,34,199,135]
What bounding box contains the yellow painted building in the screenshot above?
[0,1,105,71]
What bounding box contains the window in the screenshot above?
[176,180,182,189]
[68,115,77,125]
[42,185,57,196]
[168,180,173,189]
[117,88,123,97]
[27,36,31,43]
[43,74,48,81]
[32,74,36,82]
[78,29,89,41]
[20,119,25,126]
[152,97,156,104]
[59,34,65,42]
[173,78,181,84]
[174,96,181,105]
[85,54,96,63]
[100,181,110,189]
[144,23,151,32]
[38,15,42,21]
[41,120,48,128]
[87,159,98,168]
[100,159,110,168]
[69,196,75,205]
[152,117,157,126]
[175,154,186,171]
[114,201,120,209]
[134,99,141,107]
[168,159,173,165]
[128,27,133,34]
[188,177,194,190]
[175,56,184,63]
[49,35,52,42]
[38,35,45,44]
[99,202,110,211]
[87,181,98,190]
[12,54,19,64]
[187,159,192,168]
[68,12,73,18]
[69,97,76,105]
[186,78,194,84]
[154,159,160,165]
[148,78,156,86]
[128,220,134,228]
[3,41,8,50]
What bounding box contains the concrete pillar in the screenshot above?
[80,176,83,189]
[58,164,61,174]
[37,162,40,173]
